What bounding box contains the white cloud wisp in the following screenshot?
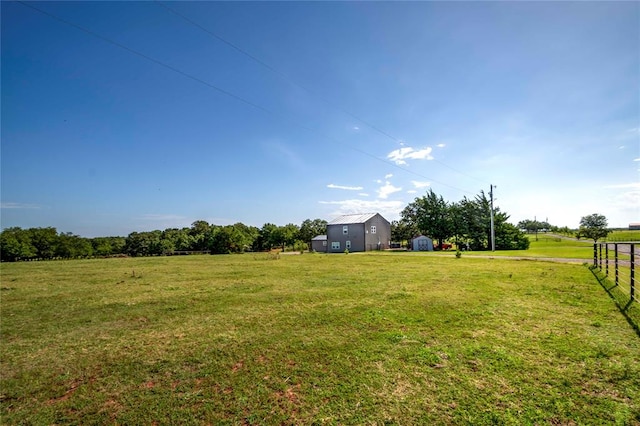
[327,184,364,191]
[411,180,431,189]
[377,182,402,199]
[387,147,434,165]
[319,199,403,220]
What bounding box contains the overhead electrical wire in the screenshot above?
[17,1,478,195]
[155,0,490,186]
[154,0,403,145]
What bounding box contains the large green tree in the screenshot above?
[0,227,36,261]
[230,223,259,252]
[55,232,93,258]
[401,189,453,248]
[91,236,126,256]
[390,219,416,247]
[189,220,211,251]
[28,227,58,259]
[517,219,551,234]
[208,224,256,254]
[209,226,234,254]
[400,190,528,251]
[299,219,327,244]
[280,223,300,250]
[256,223,279,251]
[162,228,193,252]
[495,222,530,250]
[125,231,163,256]
[578,213,609,243]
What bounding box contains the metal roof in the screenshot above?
[328,213,378,225]
[311,235,327,240]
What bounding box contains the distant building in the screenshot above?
[311,235,327,252]
[629,223,640,231]
[326,213,391,253]
[412,235,434,251]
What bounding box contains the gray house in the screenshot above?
[412,235,434,251]
[326,213,391,253]
[311,235,327,252]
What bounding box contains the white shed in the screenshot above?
[412,235,433,251]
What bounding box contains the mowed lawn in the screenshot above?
[458,234,595,260]
[1,253,639,425]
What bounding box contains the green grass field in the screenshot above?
[605,230,640,242]
[440,233,637,260]
[453,235,594,260]
[1,253,639,425]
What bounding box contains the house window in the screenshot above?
[371,225,377,234]
[343,225,348,235]
[331,241,340,250]
[322,241,327,246]
[346,240,351,249]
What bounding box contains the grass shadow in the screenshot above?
[589,266,640,338]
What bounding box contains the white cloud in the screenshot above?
[387,146,433,165]
[377,182,402,199]
[358,193,369,197]
[634,158,640,162]
[319,199,404,220]
[407,190,417,194]
[375,179,383,184]
[327,183,364,191]
[601,183,640,217]
[606,187,640,216]
[1,202,41,209]
[603,182,640,189]
[385,173,393,179]
[436,143,446,148]
[411,180,430,188]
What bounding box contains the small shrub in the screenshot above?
[293,240,307,254]
[344,248,349,255]
[455,250,462,259]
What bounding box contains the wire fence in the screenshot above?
[593,242,638,304]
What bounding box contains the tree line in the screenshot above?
[3,191,607,261]
[392,189,530,250]
[516,219,576,236]
[516,214,610,242]
[0,219,328,262]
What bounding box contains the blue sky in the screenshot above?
[2,1,638,237]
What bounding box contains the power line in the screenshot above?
[155,0,491,186]
[16,1,478,196]
[154,1,404,144]
[16,1,273,117]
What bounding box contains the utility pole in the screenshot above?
[490,184,495,252]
